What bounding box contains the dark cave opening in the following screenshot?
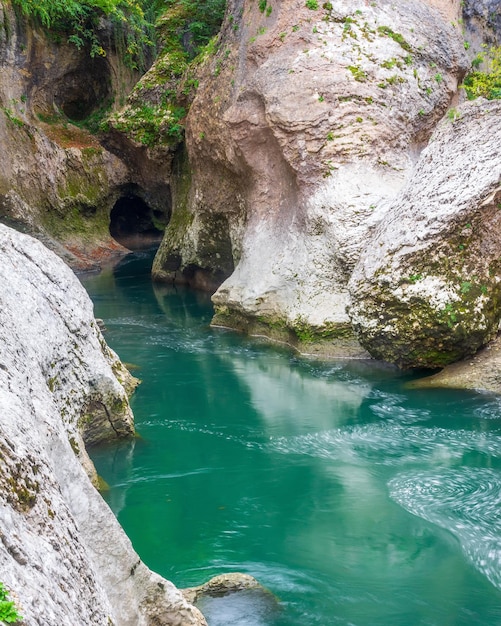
[109,195,165,251]
[54,57,111,122]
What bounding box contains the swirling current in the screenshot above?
[82,252,501,626]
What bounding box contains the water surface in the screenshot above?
[82,253,501,626]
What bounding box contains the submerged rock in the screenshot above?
[0,224,205,625]
[348,99,501,369]
[183,573,280,625]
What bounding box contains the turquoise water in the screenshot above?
[82,252,501,626]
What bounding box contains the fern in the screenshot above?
[13,0,153,68]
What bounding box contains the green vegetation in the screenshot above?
[110,102,185,146]
[13,0,157,69]
[407,273,422,283]
[258,0,272,15]
[75,101,113,133]
[91,0,225,147]
[292,317,353,343]
[1,107,25,128]
[438,302,458,329]
[0,582,22,623]
[377,25,412,53]
[170,0,226,57]
[462,46,501,100]
[305,0,319,9]
[347,64,367,82]
[12,0,226,69]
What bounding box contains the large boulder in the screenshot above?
[348,99,501,369]
[0,224,205,625]
[409,335,501,394]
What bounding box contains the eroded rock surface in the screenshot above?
[153,0,468,353]
[348,99,501,369]
[409,334,501,394]
[182,573,265,603]
[0,1,172,269]
[0,224,206,625]
[462,0,501,49]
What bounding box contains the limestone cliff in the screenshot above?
[3,0,500,372]
[0,223,205,625]
[152,0,470,355]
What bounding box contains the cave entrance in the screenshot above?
[109,195,165,251]
[54,56,111,122]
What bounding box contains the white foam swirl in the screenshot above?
[389,468,501,589]
[266,424,501,467]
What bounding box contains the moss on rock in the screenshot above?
[212,305,369,359]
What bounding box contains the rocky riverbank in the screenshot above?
[0,223,206,625]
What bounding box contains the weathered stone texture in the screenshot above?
[409,335,501,394]
[348,99,501,368]
[0,1,172,269]
[153,0,468,353]
[0,224,206,625]
[462,0,501,48]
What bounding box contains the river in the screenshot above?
[81,251,501,626]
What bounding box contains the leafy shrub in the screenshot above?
[109,102,186,146]
[12,0,227,72]
[0,582,22,624]
[462,46,501,100]
[13,0,155,68]
[167,0,226,57]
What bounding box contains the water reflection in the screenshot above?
[82,257,501,626]
[94,439,136,516]
[218,351,373,433]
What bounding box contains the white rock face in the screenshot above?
[348,99,501,368]
[153,0,468,350]
[0,224,206,625]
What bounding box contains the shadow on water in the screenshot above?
[113,249,159,279]
[195,588,282,626]
[81,252,501,626]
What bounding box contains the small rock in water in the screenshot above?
[95,318,107,332]
[183,573,280,626]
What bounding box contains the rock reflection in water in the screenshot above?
[83,258,501,626]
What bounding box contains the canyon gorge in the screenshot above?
[1,0,501,622]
